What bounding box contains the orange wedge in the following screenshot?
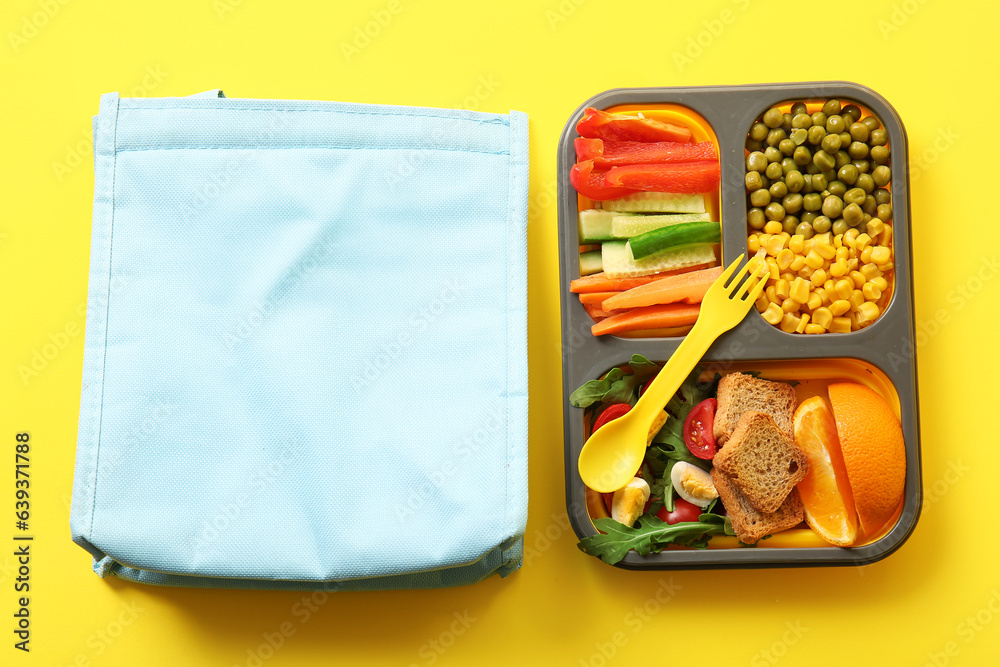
[828,382,906,538]
[793,396,858,546]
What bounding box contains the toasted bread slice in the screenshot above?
[712,411,810,513]
[713,373,796,446]
[711,467,804,544]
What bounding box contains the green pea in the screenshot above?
[822,195,844,218]
[811,111,828,128]
[781,113,793,133]
[800,173,813,193]
[765,146,783,163]
[796,222,815,239]
[765,162,783,180]
[746,171,764,192]
[807,125,826,145]
[750,189,771,207]
[812,215,832,233]
[782,157,798,174]
[870,145,890,164]
[862,213,872,226]
[821,133,842,154]
[793,145,812,166]
[875,188,892,205]
[863,195,878,215]
[763,108,784,129]
[785,170,805,193]
[828,180,847,198]
[853,159,870,174]
[862,116,881,132]
[746,138,764,152]
[811,173,828,191]
[838,164,859,185]
[792,113,812,129]
[842,105,862,123]
[870,128,888,146]
[872,165,891,187]
[790,102,808,116]
[748,208,766,229]
[822,99,842,116]
[765,202,786,221]
[848,141,869,159]
[790,128,809,145]
[844,187,866,206]
[843,203,863,226]
[781,218,797,235]
[840,132,852,148]
[782,193,803,214]
[749,122,769,140]
[803,192,822,211]
[834,151,851,169]
[826,114,846,134]
[747,151,767,172]
[800,211,818,224]
[766,128,787,147]
[805,161,820,175]
[832,218,849,236]
[813,149,835,172]
[849,122,869,142]
[778,138,796,156]
[770,181,788,199]
[877,203,893,222]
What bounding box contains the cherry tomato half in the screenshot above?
[683,398,717,460]
[656,498,702,525]
[591,403,632,434]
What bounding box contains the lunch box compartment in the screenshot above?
[558,82,920,569]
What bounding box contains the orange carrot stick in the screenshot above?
[582,302,625,322]
[591,303,701,336]
[569,263,714,293]
[602,266,722,310]
[578,291,621,306]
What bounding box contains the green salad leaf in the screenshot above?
[569,354,660,408]
[579,514,735,565]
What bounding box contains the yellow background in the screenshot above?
[1,0,998,665]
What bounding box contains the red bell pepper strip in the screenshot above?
[576,107,693,143]
[578,139,717,167]
[603,162,720,194]
[569,160,639,201]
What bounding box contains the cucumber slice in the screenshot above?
[601,241,716,279]
[627,221,721,260]
[612,212,711,238]
[578,210,614,243]
[579,250,603,276]
[602,192,707,213]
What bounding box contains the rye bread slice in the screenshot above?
[711,411,810,513]
[713,373,796,446]
[711,467,804,544]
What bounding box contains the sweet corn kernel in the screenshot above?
[877,262,894,273]
[796,313,810,333]
[844,227,860,242]
[780,313,801,333]
[766,258,780,279]
[834,234,844,249]
[823,279,835,291]
[871,246,891,264]
[846,258,859,271]
[758,233,773,247]
[814,232,832,246]
[803,238,815,252]
[829,259,848,278]
[812,307,833,329]
[835,246,850,262]
[766,235,786,256]
[747,235,761,253]
[776,248,794,270]
[860,245,874,264]
[747,255,765,273]
[849,311,860,331]
[815,243,836,261]
[804,250,824,270]
[755,294,770,313]
[797,267,813,280]
[789,234,805,254]
[860,263,882,281]
[857,301,880,324]
[781,297,800,313]
[762,303,784,324]
[790,277,811,304]
[804,323,826,334]
[866,219,885,237]
[765,285,778,303]
[855,233,872,252]
[834,279,854,300]
[880,225,893,246]
[849,270,866,288]
[810,268,828,287]
[763,220,783,234]
[849,289,866,310]
[775,279,791,300]
[863,282,882,301]
[829,299,851,316]
[807,292,823,311]
[789,255,807,272]
[829,316,852,333]
[814,288,829,304]
[871,276,889,291]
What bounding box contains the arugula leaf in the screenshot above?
[569,355,661,408]
[569,368,626,408]
[579,515,735,565]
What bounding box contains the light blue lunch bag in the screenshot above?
[70,90,528,590]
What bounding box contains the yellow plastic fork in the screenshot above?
[577,254,769,493]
